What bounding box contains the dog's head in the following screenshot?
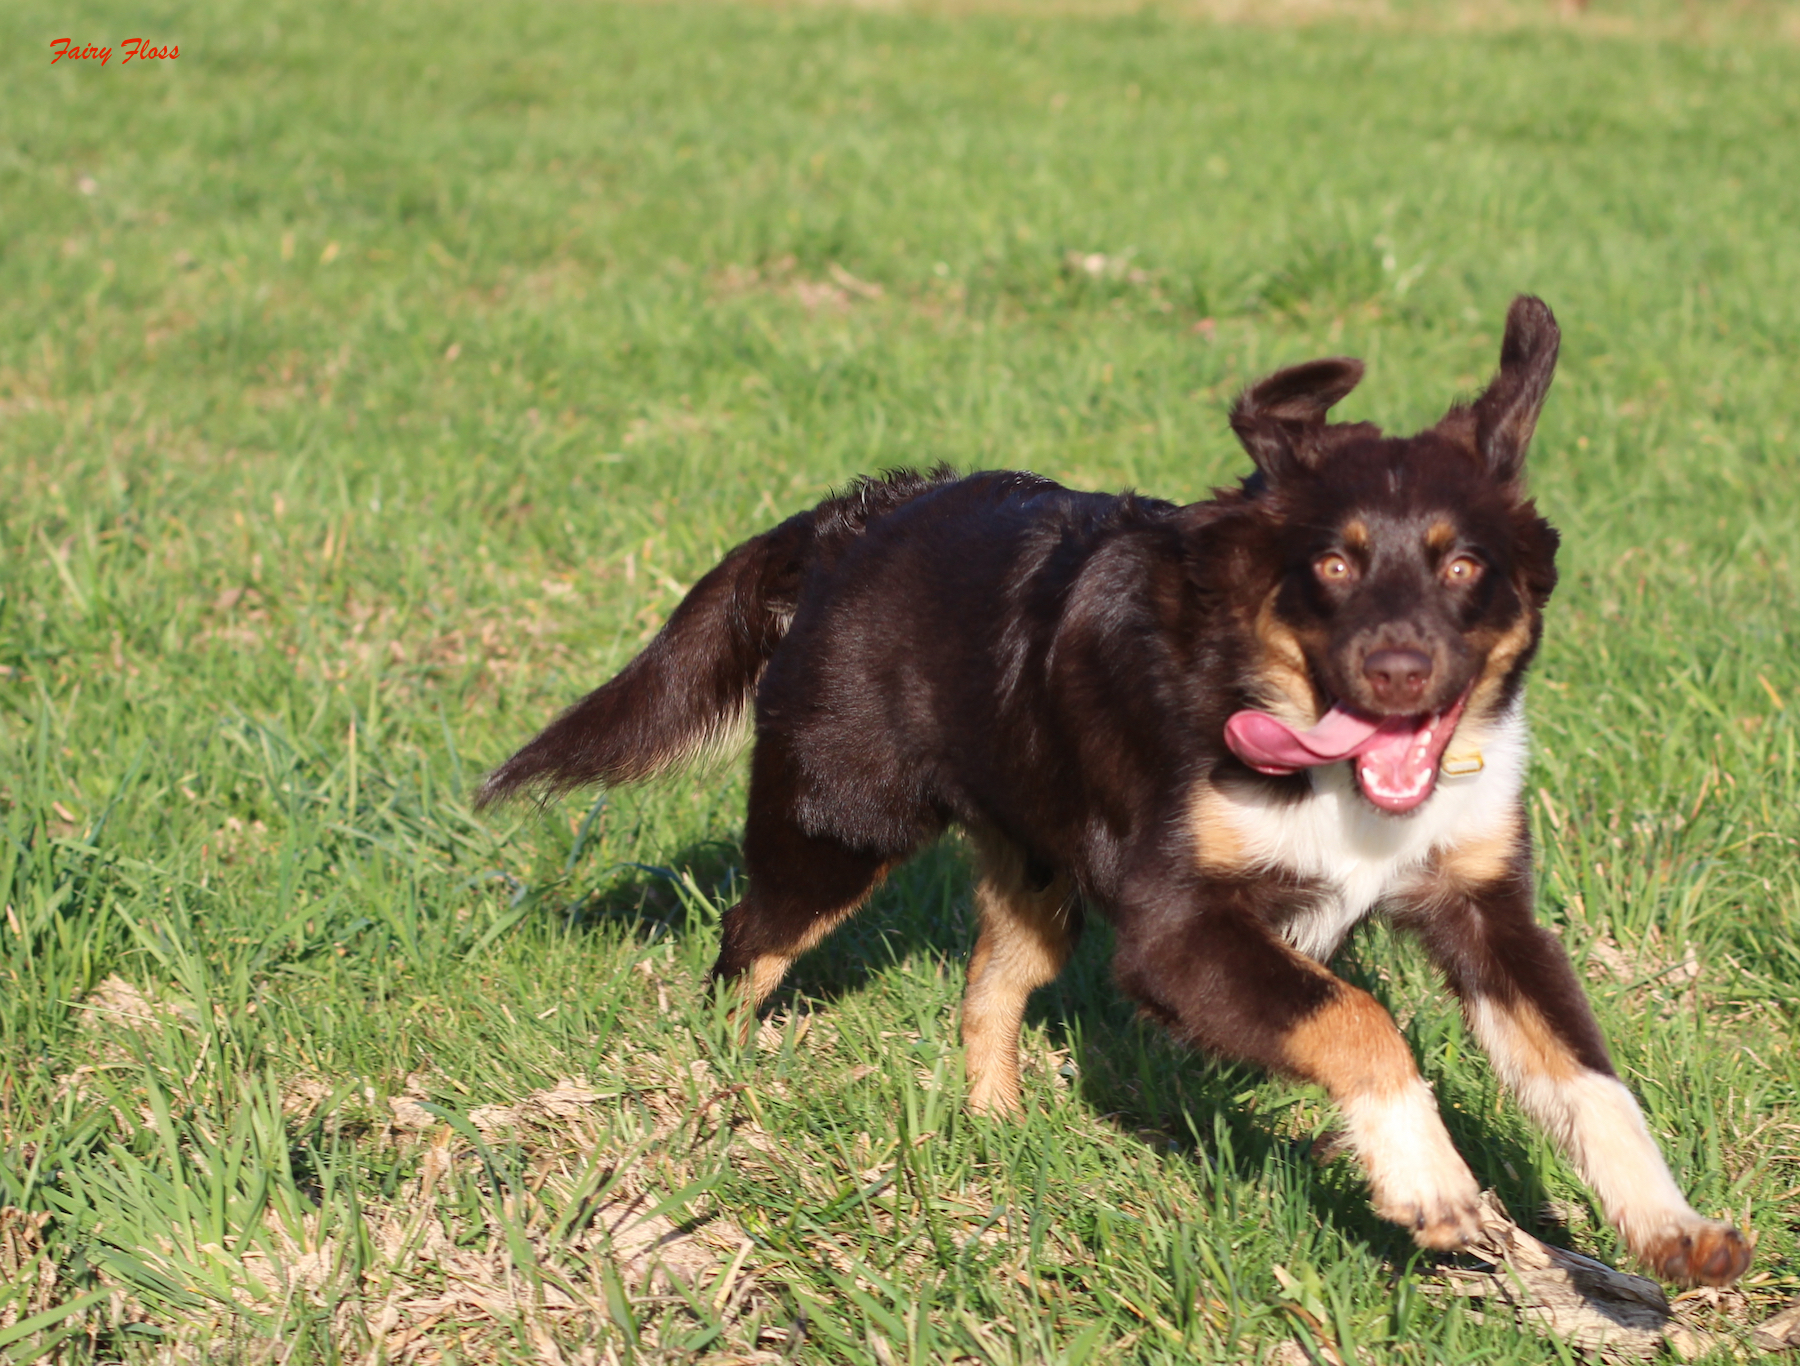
[1224,296,1562,811]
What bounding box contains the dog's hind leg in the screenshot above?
[1404,831,1752,1287]
[709,736,894,1023]
[962,832,1081,1116]
[710,836,888,1020]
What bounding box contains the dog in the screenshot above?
[479,297,1749,1286]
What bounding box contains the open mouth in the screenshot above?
[1223,688,1472,814]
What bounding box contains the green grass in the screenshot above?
[3,0,1799,1359]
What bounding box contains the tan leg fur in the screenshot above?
[728,901,867,1041]
[962,834,1078,1115]
[1467,995,1750,1284]
[1286,986,1484,1248]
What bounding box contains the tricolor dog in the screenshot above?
[481,297,1750,1286]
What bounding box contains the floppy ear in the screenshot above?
[1464,295,1560,482]
[1228,357,1364,482]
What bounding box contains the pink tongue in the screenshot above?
[1225,703,1454,814]
[1224,706,1387,771]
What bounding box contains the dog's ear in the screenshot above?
[1457,295,1560,483]
[1229,357,1364,482]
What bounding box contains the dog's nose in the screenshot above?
[1363,649,1433,708]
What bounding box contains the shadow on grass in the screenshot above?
[557,832,979,1001]
[1024,918,1572,1265]
[562,833,1568,1261]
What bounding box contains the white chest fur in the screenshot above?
[1208,699,1529,961]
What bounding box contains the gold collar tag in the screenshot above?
[1440,752,1484,777]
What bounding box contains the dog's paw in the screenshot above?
[1636,1218,1752,1287]
[1372,1177,1486,1251]
[965,1076,1024,1118]
[1363,1137,1485,1249]
[1348,1080,1484,1250]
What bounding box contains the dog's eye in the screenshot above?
[1443,555,1484,587]
[1314,553,1355,583]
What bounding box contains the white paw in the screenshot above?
[1344,1079,1483,1250]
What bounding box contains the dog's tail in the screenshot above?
[475,466,954,808]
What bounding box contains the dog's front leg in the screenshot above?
[1403,835,1752,1286]
[1113,891,1484,1250]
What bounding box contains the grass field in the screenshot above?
[4,0,1800,1359]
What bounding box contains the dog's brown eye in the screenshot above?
[1315,553,1354,583]
[1443,555,1484,586]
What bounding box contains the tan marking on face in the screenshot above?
[962,832,1077,1116]
[1189,781,1251,875]
[1426,519,1458,552]
[1342,519,1369,551]
[1252,586,1322,725]
[1281,985,1419,1098]
[1465,606,1535,723]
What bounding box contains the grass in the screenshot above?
[2,0,1799,1359]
